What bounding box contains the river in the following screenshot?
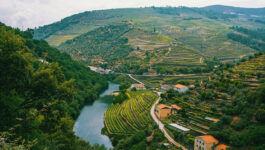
[73,82,119,149]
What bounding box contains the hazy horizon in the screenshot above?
[1,0,265,29]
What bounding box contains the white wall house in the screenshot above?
[173,84,189,93]
[131,84,146,89]
[161,84,172,91]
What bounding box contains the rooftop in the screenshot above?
[161,84,171,88]
[189,84,195,88]
[169,123,190,132]
[205,117,220,123]
[173,84,187,89]
[196,135,219,144]
[157,104,171,109]
[132,84,145,88]
[215,144,230,150]
[171,104,182,110]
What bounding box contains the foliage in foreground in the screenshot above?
[0,23,107,149]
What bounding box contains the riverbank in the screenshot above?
[73,82,119,149]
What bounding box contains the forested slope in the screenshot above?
[0,23,107,150]
[58,24,133,65]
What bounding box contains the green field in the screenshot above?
[104,90,158,134]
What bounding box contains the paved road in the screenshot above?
[150,92,188,150]
[128,73,188,150]
[127,74,145,85]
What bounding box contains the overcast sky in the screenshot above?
[1,0,265,29]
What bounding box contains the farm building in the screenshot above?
[131,84,146,89]
[205,117,219,123]
[171,104,182,114]
[173,84,189,93]
[214,144,230,150]
[194,135,230,150]
[168,123,190,133]
[194,135,219,150]
[155,104,182,119]
[155,104,171,120]
[161,84,172,91]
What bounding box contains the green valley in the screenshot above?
[1,3,265,150]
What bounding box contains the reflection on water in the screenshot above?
[73,82,119,149]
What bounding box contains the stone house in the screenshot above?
[155,104,171,120]
[194,135,219,150]
[194,135,230,150]
[155,104,182,119]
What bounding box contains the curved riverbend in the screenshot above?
[73,82,119,149]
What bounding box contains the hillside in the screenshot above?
[159,53,265,149]
[0,23,108,149]
[33,6,265,75]
[58,24,133,65]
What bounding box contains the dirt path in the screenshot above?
[200,57,203,63]
[150,92,188,150]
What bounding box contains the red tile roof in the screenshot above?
[157,104,171,109]
[189,84,195,88]
[161,84,171,88]
[173,84,187,89]
[171,104,182,110]
[197,135,219,144]
[215,144,230,150]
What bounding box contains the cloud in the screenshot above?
[0,0,265,29]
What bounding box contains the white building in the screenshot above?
[88,66,113,74]
[173,84,189,93]
[161,84,172,91]
[37,59,48,64]
[169,123,190,133]
[131,84,146,90]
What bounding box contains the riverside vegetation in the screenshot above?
[0,23,108,150]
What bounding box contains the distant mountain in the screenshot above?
[203,5,265,17]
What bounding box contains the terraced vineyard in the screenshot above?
[154,46,205,67]
[34,7,264,75]
[133,74,208,88]
[225,54,265,87]
[104,91,158,134]
[232,55,265,77]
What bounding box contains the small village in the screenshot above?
[92,54,265,150]
[132,83,230,150]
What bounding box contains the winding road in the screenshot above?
[150,92,188,150]
[127,74,188,150]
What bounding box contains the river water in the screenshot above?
[73,82,119,149]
